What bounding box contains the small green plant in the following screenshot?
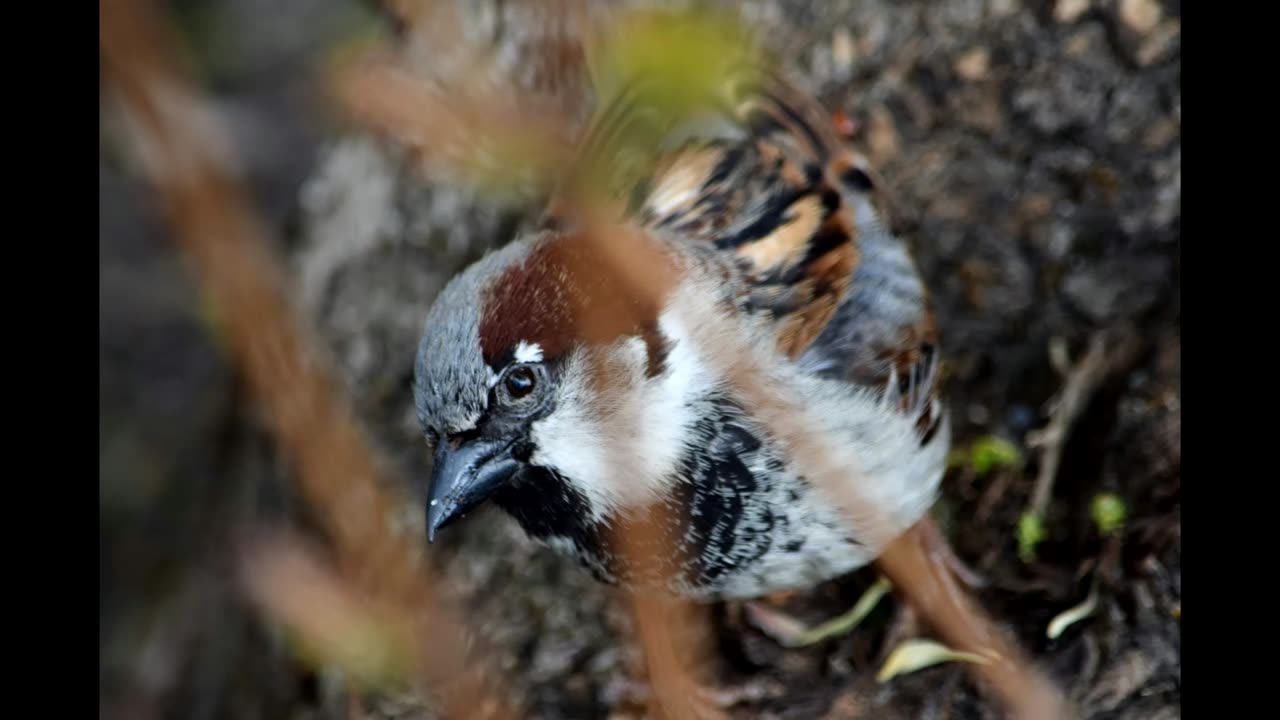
[1090,492,1127,536]
[948,435,1022,475]
[1017,512,1046,564]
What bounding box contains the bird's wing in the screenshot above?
[548,33,943,441]
[620,71,867,362]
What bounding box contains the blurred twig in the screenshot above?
[1020,331,1142,563]
[1027,332,1140,520]
[331,5,731,717]
[876,523,1071,718]
[329,51,574,202]
[556,215,718,718]
[613,513,726,720]
[330,0,596,202]
[240,531,419,689]
[100,1,515,717]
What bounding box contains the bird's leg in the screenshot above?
[745,515,988,649]
[875,517,1072,718]
[917,513,988,589]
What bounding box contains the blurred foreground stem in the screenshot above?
[101,1,514,716]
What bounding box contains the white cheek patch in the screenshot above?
[527,299,718,520]
[529,350,617,518]
[514,341,544,364]
[485,364,500,389]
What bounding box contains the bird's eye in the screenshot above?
[502,365,537,400]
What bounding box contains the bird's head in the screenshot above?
[413,228,705,546]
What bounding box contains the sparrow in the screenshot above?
[412,40,951,606]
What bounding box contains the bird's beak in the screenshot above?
[427,437,520,543]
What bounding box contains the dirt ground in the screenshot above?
[100,1,1179,718]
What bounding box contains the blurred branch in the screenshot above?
[327,0,600,203]
[99,1,514,717]
[241,532,419,689]
[551,217,718,716]
[328,51,575,202]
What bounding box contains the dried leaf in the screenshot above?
[877,639,992,683]
[1046,581,1099,640]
